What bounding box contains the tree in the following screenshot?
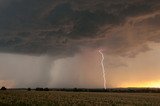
[1,87,7,90]
[44,88,49,91]
[35,88,43,91]
[27,88,31,91]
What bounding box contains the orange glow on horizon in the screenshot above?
[119,80,160,88]
[0,80,15,88]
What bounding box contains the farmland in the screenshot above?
[0,90,160,106]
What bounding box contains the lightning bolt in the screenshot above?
[99,50,107,89]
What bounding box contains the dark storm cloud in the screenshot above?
[0,0,160,57]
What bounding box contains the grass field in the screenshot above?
[0,91,160,106]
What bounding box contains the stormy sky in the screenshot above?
[0,0,160,88]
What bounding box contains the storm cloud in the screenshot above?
[0,0,159,57]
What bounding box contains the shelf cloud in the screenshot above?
[0,0,159,57]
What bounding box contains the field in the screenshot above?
[0,91,160,106]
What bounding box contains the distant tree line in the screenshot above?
[27,87,50,91]
[1,86,160,93]
[35,88,49,91]
[52,88,160,93]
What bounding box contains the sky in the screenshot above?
[0,0,160,88]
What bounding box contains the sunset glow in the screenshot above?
[120,80,160,88]
[0,80,15,88]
